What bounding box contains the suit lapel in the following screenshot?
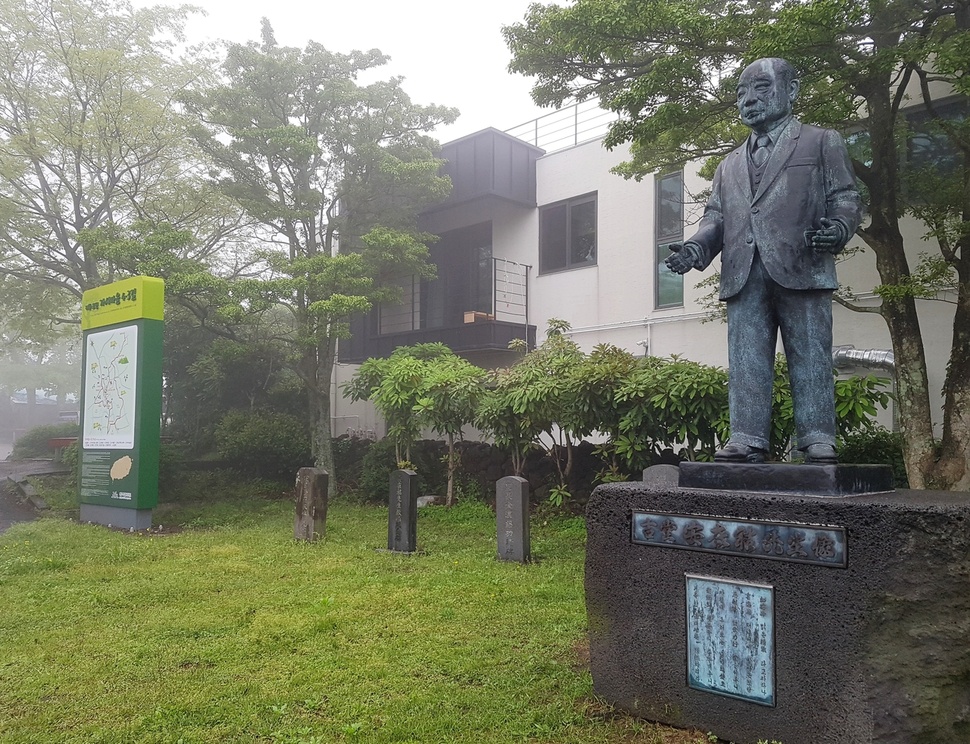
[753,118,801,204]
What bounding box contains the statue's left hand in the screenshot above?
[810,218,847,254]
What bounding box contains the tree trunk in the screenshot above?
[876,291,937,490]
[857,84,937,489]
[926,263,970,491]
[513,446,525,477]
[446,432,455,507]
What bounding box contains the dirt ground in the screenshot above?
[0,479,40,534]
[0,455,68,534]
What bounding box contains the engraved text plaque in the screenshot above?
[633,511,846,568]
[685,575,775,706]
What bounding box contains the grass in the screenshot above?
[0,473,715,744]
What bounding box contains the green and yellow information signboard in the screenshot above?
[79,276,164,530]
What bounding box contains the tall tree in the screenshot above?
[182,22,456,482]
[505,0,970,490]
[0,0,233,302]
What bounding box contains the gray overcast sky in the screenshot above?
[144,0,553,143]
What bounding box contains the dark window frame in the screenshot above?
[538,192,598,274]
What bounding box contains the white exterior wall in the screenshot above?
[528,141,726,366]
[331,362,384,441]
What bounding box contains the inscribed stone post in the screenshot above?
[496,475,530,562]
[388,469,417,553]
[294,467,328,541]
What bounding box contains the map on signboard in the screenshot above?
[83,325,138,449]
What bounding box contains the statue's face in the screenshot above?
[736,59,797,133]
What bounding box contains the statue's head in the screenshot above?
[736,58,799,134]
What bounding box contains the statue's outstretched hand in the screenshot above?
[810,218,848,254]
[665,243,700,274]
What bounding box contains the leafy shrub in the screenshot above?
[839,426,908,487]
[157,442,185,495]
[63,440,80,478]
[214,409,311,479]
[357,437,397,503]
[10,422,79,460]
[331,435,374,490]
[356,438,447,503]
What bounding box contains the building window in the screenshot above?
[655,171,684,308]
[539,193,596,273]
[904,98,967,204]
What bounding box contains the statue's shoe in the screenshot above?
[714,442,767,463]
[803,443,838,464]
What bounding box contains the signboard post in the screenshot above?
[78,276,164,530]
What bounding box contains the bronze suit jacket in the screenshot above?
[687,118,862,300]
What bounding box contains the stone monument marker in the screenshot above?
[294,467,328,541]
[586,477,970,743]
[387,469,417,553]
[496,475,530,563]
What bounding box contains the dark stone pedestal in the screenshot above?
[586,474,970,744]
[679,461,894,496]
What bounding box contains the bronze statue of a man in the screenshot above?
[666,57,862,464]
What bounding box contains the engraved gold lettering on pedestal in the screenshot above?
[632,511,846,568]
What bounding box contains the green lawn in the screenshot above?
[0,478,712,744]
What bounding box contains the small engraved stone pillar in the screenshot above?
[294,467,329,541]
[388,469,417,553]
[496,475,530,562]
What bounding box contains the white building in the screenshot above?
[333,107,955,440]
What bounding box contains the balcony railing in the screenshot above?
[491,257,529,324]
[347,257,535,361]
[504,100,618,153]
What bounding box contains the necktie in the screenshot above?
[752,134,771,166]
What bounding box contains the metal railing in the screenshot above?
[492,257,529,324]
[378,257,530,332]
[504,100,618,153]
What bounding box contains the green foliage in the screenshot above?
[164,324,305,450]
[214,409,311,478]
[547,484,571,508]
[0,322,81,406]
[10,423,79,460]
[344,343,456,460]
[177,26,457,478]
[839,427,909,488]
[874,252,958,301]
[330,435,374,491]
[345,344,485,504]
[615,356,730,467]
[834,374,893,437]
[477,323,891,491]
[769,356,892,460]
[157,442,186,496]
[357,437,399,503]
[354,438,447,503]
[476,320,585,491]
[62,440,80,477]
[0,0,222,301]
